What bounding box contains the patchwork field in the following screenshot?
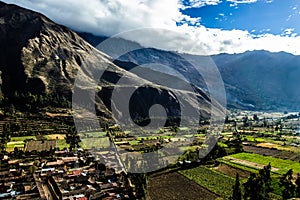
[179,166,235,199]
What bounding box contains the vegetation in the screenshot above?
[229,153,300,174]
[65,126,81,150]
[231,173,242,200]
[280,169,295,199]
[243,163,272,200]
[180,166,235,199]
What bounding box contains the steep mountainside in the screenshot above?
[79,33,300,111]
[0,2,222,126]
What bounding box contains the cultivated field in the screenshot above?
[179,166,235,199]
[147,172,219,200]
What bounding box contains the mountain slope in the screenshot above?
[79,33,300,111]
[0,2,222,127]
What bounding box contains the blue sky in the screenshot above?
[3,0,300,55]
[181,0,300,36]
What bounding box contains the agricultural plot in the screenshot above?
[179,166,235,199]
[45,134,65,140]
[244,145,300,162]
[6,136,37,151]
[26,140,56,152]
[225,152,300,174]
[79,131,107,138]
[147,172,219,200]
[6,141,25,151]
[80,137,110,149]
[215,163,251,179]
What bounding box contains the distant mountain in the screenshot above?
[214,50,300,111]
[79,33,300,111]
[0,2,221,126]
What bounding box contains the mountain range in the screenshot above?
[2,0,299,132]
[78,32,300,111]
[0,2,223,127]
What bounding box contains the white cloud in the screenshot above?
[2,0,300,56]
[181,0,260,9]
[282,28,296,37]
[181,0,222,9]
[227,0,258,7]
[227,0,258,4]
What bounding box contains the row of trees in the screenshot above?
[232,163,300,200]
[0,92,71,113]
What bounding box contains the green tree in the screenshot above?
[65,126,81,151]
[0,124,11,152]
[280,169,295,199]
[296,173,300,197]
[243,163,273,200]
[244,173,258,200]
[230,131,243,153]
[231,173,242,200]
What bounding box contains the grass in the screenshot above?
[218,158,260,174]
[217,142,228,148]
[229,152,300,174]
[179,166,235,199]
[6,136,36,151]
[10,136,36,141]
[56,139,69,150]
[6,141,25,151]
[129,140,140,145]
[137,136,159,140]
[216,160,283,198]
[82,131,107,138]
[81,137,110,149]
[243,136,265,142]
[179,127,191,131]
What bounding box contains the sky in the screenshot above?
[3,0,300,55]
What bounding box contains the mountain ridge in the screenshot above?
[77,32,300,111]
[0,2,221,127]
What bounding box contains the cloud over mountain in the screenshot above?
[3,0,300,55]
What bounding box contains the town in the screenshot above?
[2,109,300,199]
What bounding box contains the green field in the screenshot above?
[229,152,300,174]
[243,136,265,142]
[56,139,69,149]
[79,131,107,138]
[81,137,110,149]
[10,136,36,141]
[6,136,37,151]
[6,141,25,151]
[179,166,235,199]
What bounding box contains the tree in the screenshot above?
[232,173,242,200]
[65,126,81,151]
[225,115,230,123]
[243,163,273,200]
[243,115,249,127]
[280,169,295,199]
[0,124,11,153]
[253,114,259,121]
[296,173,300,197]
[230,131,243,153]
[244,173,258,200]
